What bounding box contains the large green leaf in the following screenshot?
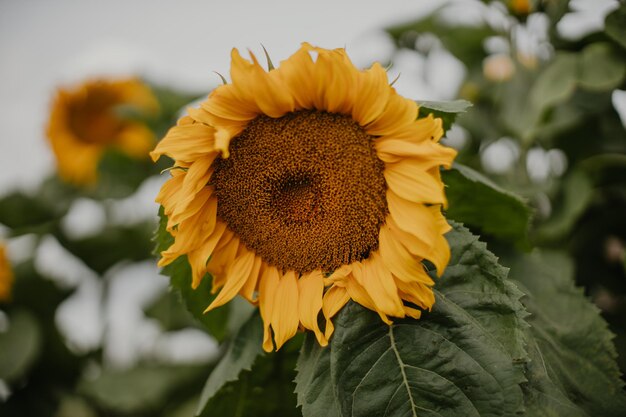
[0,310,42,383]
[295,334,341,417]
[57,221,155,274]
[507,251,626,416]
[443,163,532,244]
[533,170,593,243]
[296,223,529,417]
[417,99,473,133]
[605,4,626,50]
[198,338,302,417]
[578,43,626,92]
[196,313,264,415]
[529,53,578,114]
[78,364,206,415]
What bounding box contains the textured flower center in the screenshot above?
[68,92,122,144]
[212,111,388,274]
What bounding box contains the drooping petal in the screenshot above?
[204,249,256,311]
[297,270,326,346]
[379,225,434,286]
[259,265,280,352]
[360,253,405,317]
[270,271,300,350]
[322,285,350,341]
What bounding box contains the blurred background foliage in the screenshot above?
[384,0,626,376]
[1,0,625,416]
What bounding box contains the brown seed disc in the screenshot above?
[211,110,388,274]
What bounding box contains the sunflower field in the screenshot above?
[1,1,625,416]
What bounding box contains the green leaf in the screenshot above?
[387,12,497,68]
[443,163,532,244]
[298,223,528,417]
[145,288,199,331]
[0,310,42,383]
[78,364,206,415]
[57,221,155,274]
[578,43,626,92]
[530,53,578,113]
[196,313,264,415]
[533,170,593,243]
[295,334,341,417]
[605,4,626,50]
[198,338,301,417]
[94,150,158,199]
[506,251,626,416]
[417,99,473,133]
[155,207,231,341]
[0,177,73,234]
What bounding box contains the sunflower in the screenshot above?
[47,78,158,185]
[152,44,456,351]
[0,243,13,302]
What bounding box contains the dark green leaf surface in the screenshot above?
[605,5,626,49]
[0,310,42,383]
[198,341,301,417]
[295,334,341,417]
[533,170,593,243]
[197,313,264,415]
[507,251,626,416]
[578,43,626,92]
[443,163,532,244]
[417,99,473,132]
[78,365,205,415]
[297,223,528,417]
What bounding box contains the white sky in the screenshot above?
[0,0,442,193]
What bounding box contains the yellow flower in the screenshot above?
[47,78,158,185]
[0,243,13,302]
[152,44,456,351]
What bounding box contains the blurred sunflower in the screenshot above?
[0,243,13,302]
[47,78,158,185]
[152,44,456,351]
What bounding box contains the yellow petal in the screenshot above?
[366,92,417,136]
[230,49,294,118]
[379,225,434,286]
[173,155,216,217]
[346,270,392,325]
[259,265,280,352]
[270,270,300,350]
[187,221,227,289]
[278,44,316,109]
[396,278,435,310]
[313,48,357,114]
[204,249,255,312]
[298,270,326,346]
[322,285,350,341]
[155,174,185,216]
[384,160,446,205]
[375,138,457,167]
[207,235,240,283]
[360,253,405,317]
[150,123,217,163]
[352,62,390,126]
[386,191,437,247]
[239,255,263,303]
